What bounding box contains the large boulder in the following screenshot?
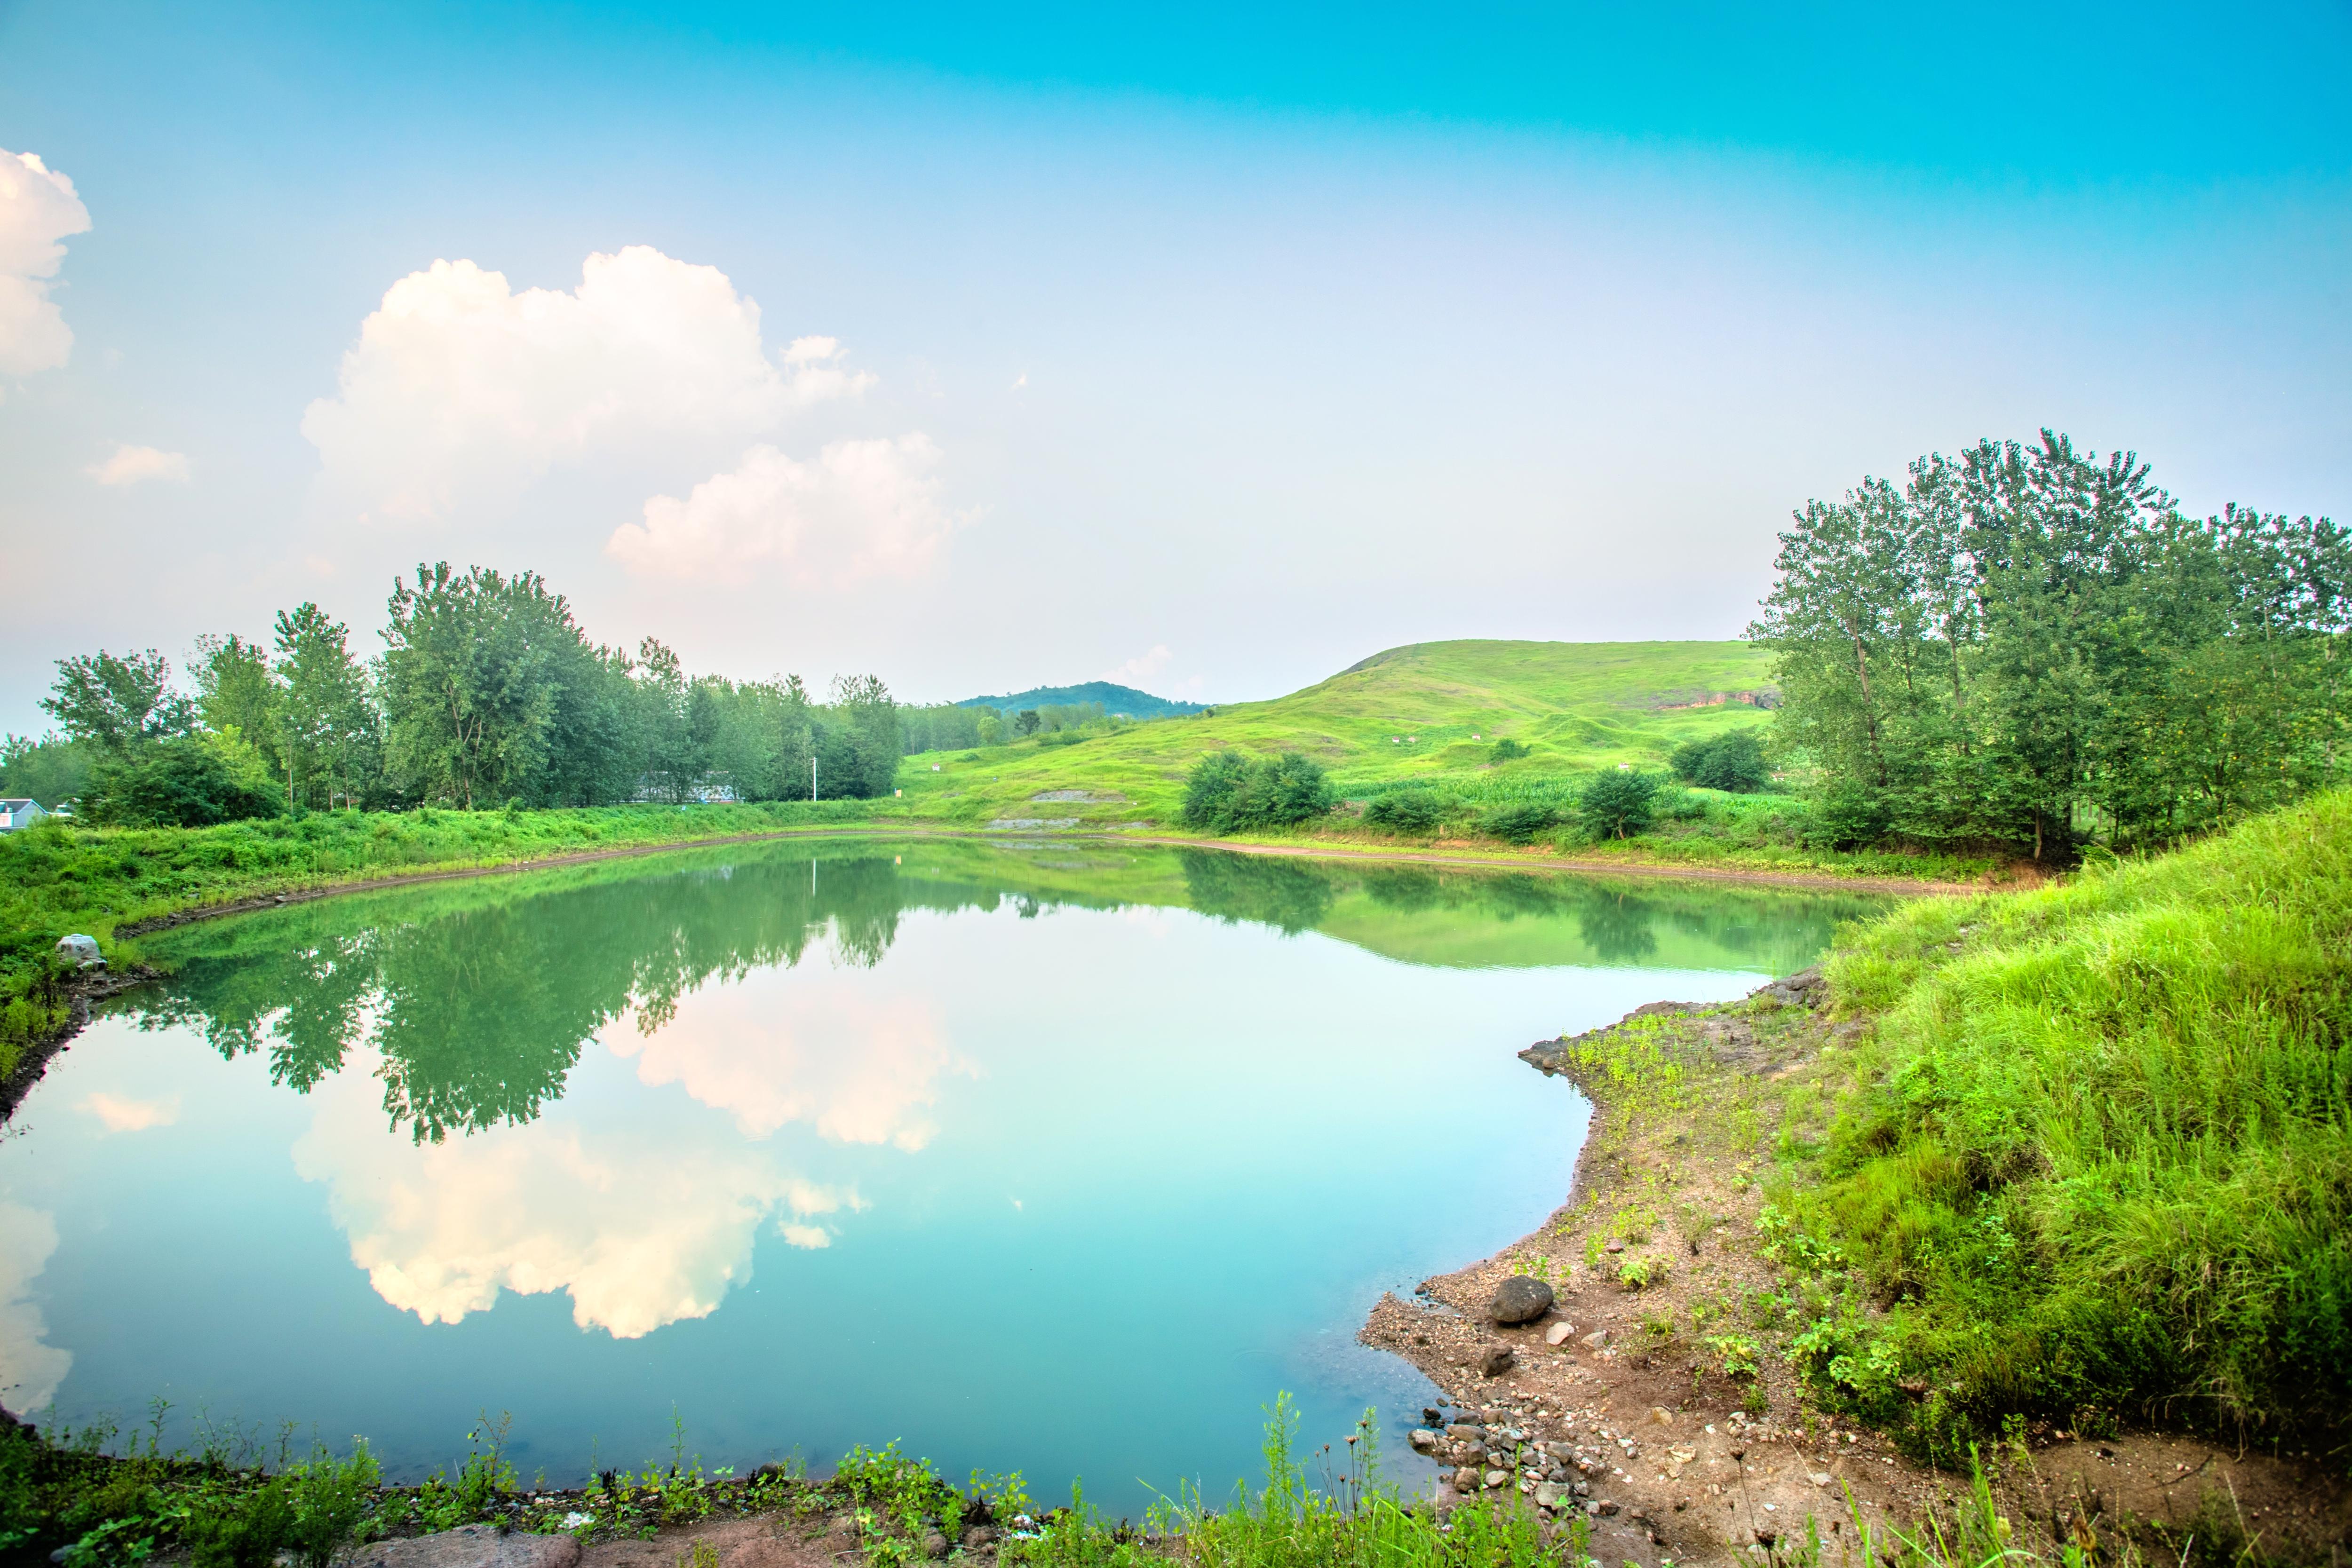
[345,1526,581,1568]
[55,934,102,968]
[1488,1275,1554,1324]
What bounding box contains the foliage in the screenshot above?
[1795,792,2352,1459]
[0,734,93,807]
[1573,770,1657,839]
[1476,801,1556,843]
[82,736,283,827]
[1178,752,1335,833]
[1363,787,1447,832]
[40,650,195,755]
[1754,432,2349,862]
[1487,737,1529,762]
[1668,728,1770,792]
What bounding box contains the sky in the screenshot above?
[1,0,2348,730]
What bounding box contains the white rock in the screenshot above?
[1544,1322,1578,1346]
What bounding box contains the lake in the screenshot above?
[0,839,1883,1515]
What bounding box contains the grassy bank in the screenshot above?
[1521,791,2351,1480]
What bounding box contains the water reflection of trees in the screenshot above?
[129,853,994,1143]
[125,842,1883,1143]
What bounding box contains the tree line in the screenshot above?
[1755,431,2349,861]
[11,562,906,825]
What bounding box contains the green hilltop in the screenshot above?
[952,680,1208,718]
[896,639,1777,827]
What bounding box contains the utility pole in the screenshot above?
[810,753,817,802]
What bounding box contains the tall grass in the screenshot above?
[1796,792,2352,1458]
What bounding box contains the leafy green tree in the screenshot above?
[83,735,283,826]
[1014,708,1042,737]
[0,734,91,806]
[825,674,903,797]
[192,634,285,789]
[1478,801,1558,842]
[379,563,567,808]
[42,649,195,754]
[1366,787,1447,832]
[1669,729,1771,792]
[1489,737,1530,762]
[1577,769,1659,839]
[273,603,378,809]
[1179,751,1335,832]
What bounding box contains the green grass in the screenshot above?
[1775,792,2352,1462]
[887,639,1779,829]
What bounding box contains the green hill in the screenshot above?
[897,639,1777,827]
[954,681,1209,718]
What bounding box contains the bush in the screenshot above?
[84,738,282,827]
[1477,801,1557,843]
[1576,769,1658,839]
[1179,752,1335,833]
[1669,729,1770,792]
[189,1485,295,1568]
[1365,788,1446,833]
[1488,737,1530,762]
[1805,780,1892,849]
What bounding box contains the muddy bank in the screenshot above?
[1358,977,2351,1566]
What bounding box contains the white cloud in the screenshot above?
[777,1223,832,1250]
[85,445,191,487]
[291,1051,858,1339]
[301,245,866,522]
[606,969,969,1150]
[607,435,959,584]
[1101,645,1172,686]
[0,150,90,378]
[78,1091,183,1131]
[0,1203,71,1411]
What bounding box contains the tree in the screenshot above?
[43,649,195,754]
[1669,729,1771,793]
[1577,770,1658,839]
[0,734,91,806]
[273,604,377,809]
[84,735,282,826]
[825,674,902,798]
[1478,801,1558,842]
[379,563,567,808]
[1179,750,1335,832]
[1366,787,1446,832]
[1013,708,1041,737]
[192,635,285,787]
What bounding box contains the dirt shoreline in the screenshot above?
[1358,981,2350,1565]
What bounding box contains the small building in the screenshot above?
[0,799,47,832]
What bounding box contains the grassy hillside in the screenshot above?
[954,680,1208,718]
[1789,791,2352,1456]
[896,640,1777,828]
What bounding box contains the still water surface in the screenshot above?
[0,840,1882,1513]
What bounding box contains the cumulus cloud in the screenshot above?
[607,435,959,584]
[1101,645,1173,685]
[79,1091,182,1131]
[292,1050,856,1338]
[606,970,970,1150]
[0,150,90,378]
[0,1203,71,1412]
[300,245,868,521]
[85,445,191,487]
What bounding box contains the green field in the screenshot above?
[890,639,1778,828]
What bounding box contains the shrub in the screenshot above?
[83,737,282,827]
[1365,788,1446,833]
[1804,780,1891,849]
[1575,769,1658,839]
[1179,752,1335,833]
[1477,801,1556,843]
[1488,737,1530,762]
[1669,729,1771,792]
[189,1484,295,1568]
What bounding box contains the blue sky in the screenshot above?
[2,1,2347,729]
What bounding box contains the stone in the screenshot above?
[1593,1501,1620,1518]
[1534,1482,1569,1510]
[1488,1276,1554,1325]
[1451,1466,1480,1490]
[1645,1407,1675,1427]
[1808,1472,1832,1487]
[1409,1429,1440,1452]
[922,1532,951,1559]
[1446,1423,1485,1441]
[1604,1239,1624,1254]
[962,1528,997,1550]
[1483,1470,1508,1490]
[345,1526,582,1568]
[55,934,102,968]
[1480,1346,1516,1378]
[1579,1329,1611,1350]
[1543,1322,1578,1347]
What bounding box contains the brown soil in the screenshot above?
[1357,984,2351,1567]
[579,1511,852,1568]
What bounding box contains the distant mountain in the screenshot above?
[955,681,1211,719]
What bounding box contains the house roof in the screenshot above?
[0,799,41,810]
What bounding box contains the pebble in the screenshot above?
[1480,1346,1516,1378]
[1409,1429,1440,1453]
[1543,1322,1578,1346]
[1579,1329,1611,1350]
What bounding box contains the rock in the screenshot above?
[1534,1482,1569,1510]
[1422,1407,1443,1426]
[1579,1329,1611,1350]
[1446,1423,1485,1441]
[1488,1276,1554,1324]
[1808,1472,1832,1487]
[1543,1322,1578,1346]
[1483,1470,1508,1490]
[1604,1239,1624,1254]
[1409,1428,1440,1453]
[922,1532,951,1559]
[1451,1466,1480,1490]
[345,1526,582,1568]
[1479,1346,1516,1378]
[55,934,102,969]
[962,1528,997,1550]
[1645,1407,1675,1427]
[1593,1500,1620,1518]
